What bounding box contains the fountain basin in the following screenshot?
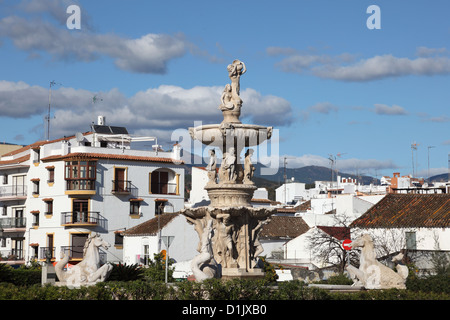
[188,123,273,150]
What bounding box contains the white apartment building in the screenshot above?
[0,119,184,266]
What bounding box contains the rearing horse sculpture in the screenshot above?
[346,234,407,289]
[55,233,113,286]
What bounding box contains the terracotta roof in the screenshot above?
[317,226,350,241]
[297,200,311,211]
[122,213,180,236]
[41,152,183,164]
[260,215,309,240]
[0,154,30,166]
[2,133,92,157]
[350,193,450,229]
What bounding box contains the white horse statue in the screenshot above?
[346,234,407,289]
[55,233,113,287]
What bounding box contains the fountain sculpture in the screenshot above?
[182,60,276,281]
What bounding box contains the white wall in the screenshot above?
[189,167,209,206]
[123,215,199,265]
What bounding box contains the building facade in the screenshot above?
[0,122,184,266]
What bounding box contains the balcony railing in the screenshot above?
[66,179,96,191]
[61,211,100,226]
[61,246,107,262]
[39,247,55,260]
[111,180,131,193]
[0,217,26,229]
[0,185,27,199]
[0,249,24,261]
[150,182,177,195]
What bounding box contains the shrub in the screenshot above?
[107,263,144,282]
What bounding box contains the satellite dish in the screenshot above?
[75,132,84,142]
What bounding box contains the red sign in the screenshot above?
[342,239,352,250]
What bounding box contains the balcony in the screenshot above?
[65,179,96,195]
[0,249,24,263]
[111,180,132,194]
[60,246,107,262]
[61,211,100,226]
[39,247,55,261]
[0,185,27,201]
[0,217,26,230]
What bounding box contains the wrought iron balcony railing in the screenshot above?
[111,180,132,193]
[61,211,100,226]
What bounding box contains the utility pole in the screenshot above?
[283,157,287,204]
[411,142,419,178]
[427,146,435,183]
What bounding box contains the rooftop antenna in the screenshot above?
[46,81,61,141]
[92,94,103,123]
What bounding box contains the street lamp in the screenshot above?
[161,235,175,283]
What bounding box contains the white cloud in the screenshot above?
[373,104,408,115]
[269,46,450,82]
[0,81,294,144]
[0,13,187,74]
[316,54,450,81]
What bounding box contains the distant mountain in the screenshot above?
[184,160,378,187]
[428,173,449,183]
[253,164,379,186]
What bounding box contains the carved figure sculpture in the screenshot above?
[55,233,113,286]
[243,148,255,184]
[346,234,407,289]
[206,149,217,184]
[190,219,219,282]
[219,84,237,111]
[227,59,246,97]
[219,147,236,183]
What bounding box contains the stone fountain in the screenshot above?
[182,60,276,281]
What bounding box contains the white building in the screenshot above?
[122,213,198,279]
[0,119,184,266]
[350,193,450,252]
[276,181,306,204]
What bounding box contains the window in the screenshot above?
[150,170,177,195]
[405,232,416,250]
[47,167,55,183]
[31,180,40,196]
[130,201,140,215]
[114,232,123,247]
[44,200,53,215]
[155,200,166,215]
[65,160,96,190]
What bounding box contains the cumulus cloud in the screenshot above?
[299,102,339,121]
[373,104,408,115]
[0,81,294,144]
[269,46,450,82]
[0,10,187,74]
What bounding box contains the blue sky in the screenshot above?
[0,0,449,180]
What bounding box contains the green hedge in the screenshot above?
[0,279,449,300]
